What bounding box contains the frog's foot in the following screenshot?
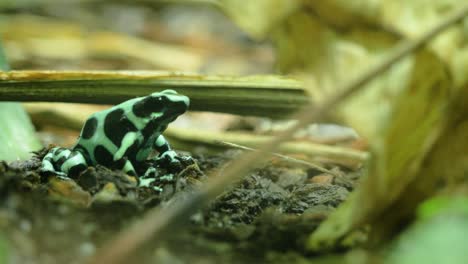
[142,166,158,178]
[138,177,163,192]
[138,167,177,192]
[138,169,164,192]
[40,167,68,178]
[157,150,178,162]
[154,151,195,172]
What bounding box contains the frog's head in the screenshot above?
[132,89,189,124]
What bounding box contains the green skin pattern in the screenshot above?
[41,89,190,186]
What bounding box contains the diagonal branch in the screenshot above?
[87,4,468,263]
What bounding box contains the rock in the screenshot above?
[92,182,121,203]
[48,176,91,207]
[276,168,307,188]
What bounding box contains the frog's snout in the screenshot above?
[178,94,190,108]
[170,95,190,113]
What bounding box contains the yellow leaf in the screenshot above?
[229,3,456,249]
[307,49,452,249]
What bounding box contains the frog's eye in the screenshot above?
[132,96,164,117]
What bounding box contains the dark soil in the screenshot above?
[0,149,359,263]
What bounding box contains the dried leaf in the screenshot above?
[307,49,452,249]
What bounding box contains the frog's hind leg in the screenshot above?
[40,147,68,176]
[61,150,88,177]
[41,148,58,172]
[154,135,177,162]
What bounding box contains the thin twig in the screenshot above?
[166,127,367,167]
[24,104,367,166]
[215,140,340,176]
[88,5,468,264]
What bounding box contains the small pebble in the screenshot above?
[19,219,32,232]
[309,174,334,184]
[79,242,96,256]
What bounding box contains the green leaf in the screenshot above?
[387,195,468,264]
[386,215,468,264]
[0,38,10,71]
[0,233,9,264]
[417,196,468,220]
[0,39,41,161]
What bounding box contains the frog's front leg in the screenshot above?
[61,151,88,176]
[152,134,195,172]
[154,134,178,164]
[113,132,138,161]
[122,159,137,176]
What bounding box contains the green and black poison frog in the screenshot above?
[41,89,189,186]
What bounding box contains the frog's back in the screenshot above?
[73,97,143,164]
